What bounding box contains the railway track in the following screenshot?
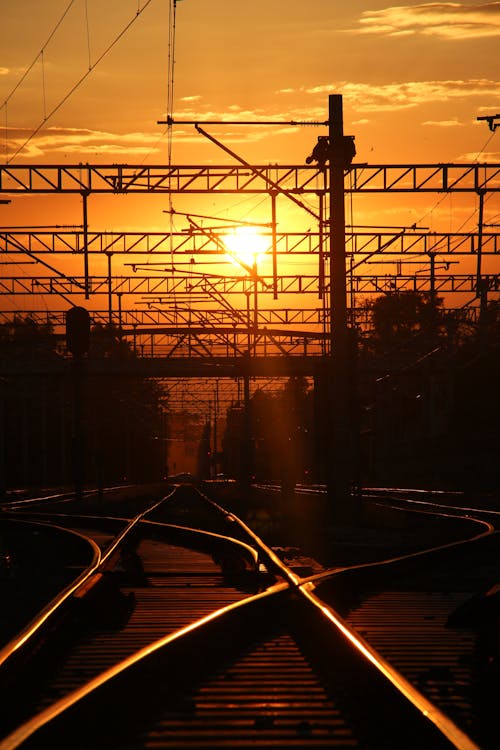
[0,482,496,748]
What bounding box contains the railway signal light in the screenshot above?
[66,306,90,357]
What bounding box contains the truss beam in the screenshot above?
[1,230,499,256]
[0,163,499,194]
[0,305,479,330]
[2,272,497,296]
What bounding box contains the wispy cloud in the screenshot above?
[1,111,299,160]
[353,3,500,39]
[460,149,500,161]
[2,126,163,160]
[422,119,462,126]
[283,79,500,112]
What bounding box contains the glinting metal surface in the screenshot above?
[0,484,490,749]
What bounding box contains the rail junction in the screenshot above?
[0,481,498,748]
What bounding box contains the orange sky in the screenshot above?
[1,1,499,165]
[0,1,499,318]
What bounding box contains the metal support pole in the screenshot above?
[106,252,113,327]
[429,251,436,305]
[82,191,90,300]
[242,362,252,487]
[271,191,278,299]
[476,189,488,350]
[117,292,123,342]
[213,380,219,476]
[318,191,325,300]
[327,94,352,521]
[476,188,485,292]
[428,251,437,344]
[253,259,258,356]
[329,95,349,346]
[72,355,84,501]
[246,291,251,354]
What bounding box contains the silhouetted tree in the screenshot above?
[365,290,446,361]
[358,290,500,490]
[0,317,65,491]
[0,316,168,492]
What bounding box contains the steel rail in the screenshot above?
[0,485,262,669]
[0,520,101,670]
[0,488,177,673]
[0,488,277,748]
[0,583,291,750]
[0,485,488,748]
[2,486,482,749]
[300,583,479,750]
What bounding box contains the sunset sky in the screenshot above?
[0,1,499,323]
[1,1,499,166]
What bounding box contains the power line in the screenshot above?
[5,0,156,164]
[411,114,498,232]
[165,0,181,264]
[0,0,77,110]
[472,128,497,163]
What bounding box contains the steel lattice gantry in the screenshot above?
[0,162,499,193]
[1,229,499,255]
[0,160,499,364]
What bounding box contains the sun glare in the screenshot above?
[223,227,269,271]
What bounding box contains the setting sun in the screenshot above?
[223,227,270,272]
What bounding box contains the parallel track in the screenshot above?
[0,483,494,749]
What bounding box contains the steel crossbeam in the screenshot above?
[1,230,499,256]
[0,307,332,328]
[0,163,499,194]
[2,272,495,296]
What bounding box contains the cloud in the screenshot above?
[2,112,302,160]
[422,119,463,126]
[353,3,500,39]
[299,79,500,112]
[459,150,500,161]
[3,126,163,160]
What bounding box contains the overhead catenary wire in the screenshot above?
[4,0,156,164]
[415,121,498,232]
[164,1,184,266]
[1,0,77,160]
[0,0,77,111]
[166,0,179,167]
[84,0,92,70]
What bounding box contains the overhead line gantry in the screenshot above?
[0,162,499,194]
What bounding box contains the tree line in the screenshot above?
[2,290,499,495]
[0,318,166,494]
[219,292,500,492]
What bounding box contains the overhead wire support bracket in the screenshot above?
[161,119,324,299]
[477,114,500,132]
[158,117,328,127]
[190,123,320,222]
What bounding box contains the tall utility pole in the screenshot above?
[327,94,354,522]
